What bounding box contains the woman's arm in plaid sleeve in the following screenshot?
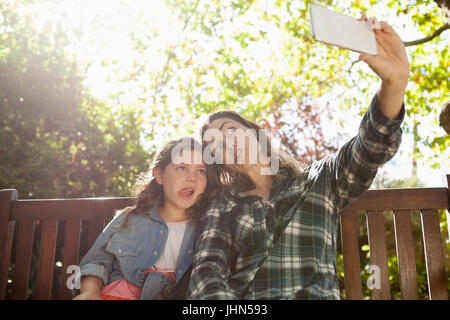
[326,93,405,210]
[187,203,238,300]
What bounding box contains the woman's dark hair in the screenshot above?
[200,111,302,192]
[116,137,221,229]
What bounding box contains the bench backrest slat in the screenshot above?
[339,211,363,299]
[60,219,81,300]
[420,209,448,300]
[0,221,15,299]
[393,210,419,299]
[343,188,448,211]
[366,210,391,300]
[0,190,18,299]
[86,219,106,256]
[11,198,133,220]
[11,220,34,299]
[35,219,58,300]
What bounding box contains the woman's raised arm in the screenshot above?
[358,14,410,119]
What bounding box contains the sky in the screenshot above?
[20,0,449,187]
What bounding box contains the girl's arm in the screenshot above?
[72,213,125,297]
[72,276,103,300]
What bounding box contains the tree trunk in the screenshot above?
[439,101,450,134]
[434,0,450,24]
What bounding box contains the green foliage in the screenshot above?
[373,175,426,188]
[0,2,150,198]
[151,0,448,171]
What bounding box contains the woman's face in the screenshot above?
[154,149,207,211]
[205,117,261,172]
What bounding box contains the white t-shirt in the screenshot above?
[154,220,189,272]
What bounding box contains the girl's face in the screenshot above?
[154,149,207,211]
[205,117,260,173]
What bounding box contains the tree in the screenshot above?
[260,99,345,165]
[121,0,449,173]
[433,0,449,23]
[0,1,150,198]
[439,101,450,133]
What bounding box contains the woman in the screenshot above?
[187,14,409,299]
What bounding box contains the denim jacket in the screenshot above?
[78,205,197,300]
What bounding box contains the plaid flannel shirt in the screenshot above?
[187,94,404,300]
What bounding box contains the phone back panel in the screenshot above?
[310,4,377,55]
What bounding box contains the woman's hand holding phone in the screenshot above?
[357,12,410,120]
[357,13,410,86]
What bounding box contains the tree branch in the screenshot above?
[403,23,449,46]
[348,23,449,72]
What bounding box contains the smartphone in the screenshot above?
[309,3,377,55]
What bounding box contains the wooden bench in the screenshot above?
[0,175,449,300]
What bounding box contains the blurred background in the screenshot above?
[0,0,448,299]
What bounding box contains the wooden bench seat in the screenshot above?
[0,175,449,300]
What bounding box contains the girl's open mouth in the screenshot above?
[178,187,195,200]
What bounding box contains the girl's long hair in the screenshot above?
[200,111,303,192]
[116,137,221,229]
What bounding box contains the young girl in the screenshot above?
[73,137,220,300]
